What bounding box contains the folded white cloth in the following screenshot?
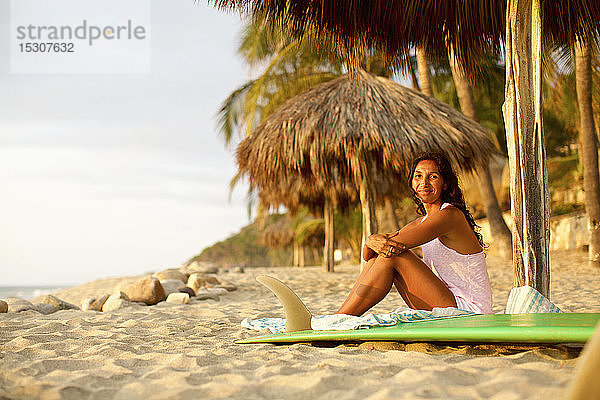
[504,285,562,314]
[241,306,475,334]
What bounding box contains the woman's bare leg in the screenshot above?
[337,257,378,311]
[392,274,418,309]
[336,251,457,316]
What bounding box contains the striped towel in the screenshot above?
[241,306,475,334]
[504,285,562,314]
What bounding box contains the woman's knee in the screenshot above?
[383,249,419,262]
[361,257,377,272]
[380,250,420,271]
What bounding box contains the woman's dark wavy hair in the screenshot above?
[410,152,485,249]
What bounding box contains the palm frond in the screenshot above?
[216,80,255,145]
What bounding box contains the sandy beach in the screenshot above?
[1,250,599,400]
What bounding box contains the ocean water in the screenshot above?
[0,286,68,300]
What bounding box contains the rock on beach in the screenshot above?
[4,298,36,313]
[81,297,95,311]
[33,303,59,315]
[82,294,111,311]
[177,286,195,297]
[0,300,7,313]
[153,269,188,283]
[37,294,79,311]
[194,290,220,301]
[122,277,166,305]
[160,279,186,297]
[166,293,190,304]
[187,273,220,292]
[102,292,131,312]
[91,294,110,311]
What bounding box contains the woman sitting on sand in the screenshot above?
[336,152,493,316]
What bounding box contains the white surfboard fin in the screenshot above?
[256,275,312,332]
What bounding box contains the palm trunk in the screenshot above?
[503,0,550,297]
[416,46,433,97]
[448,48,513,259]
[575,37,600,268]
[359,183,378,271]
[407,50,421,91]
[323,198,335,272]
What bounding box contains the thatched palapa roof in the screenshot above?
[237,69,497,211]
[255,178,356,215]
[213,0,600,72]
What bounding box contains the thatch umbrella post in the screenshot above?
[323,197,335,272]
[299,244,305,267]
[502,0,550,296]
[359,182,378,270]
[293,241,300,267]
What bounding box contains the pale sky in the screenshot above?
[0,1,253,285]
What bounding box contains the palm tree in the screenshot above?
[540,41,600,269]
[574,37,600,267]
[447,49,513,259]
[216,18,345,271]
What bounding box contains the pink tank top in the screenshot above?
[420,203,493,314]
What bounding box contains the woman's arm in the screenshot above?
[394,208,460,248]
[366,208,463,256]
[396,217,424,234]
[363,216,424,260]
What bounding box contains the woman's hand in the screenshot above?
[362,244,377,261]
[365,234,390,255]
[366,233,406,258]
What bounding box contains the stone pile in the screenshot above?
[0,295,79,315]
[0,261,239,314]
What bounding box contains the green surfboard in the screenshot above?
[237,313,600,344]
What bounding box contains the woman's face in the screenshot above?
[412,159,446,205]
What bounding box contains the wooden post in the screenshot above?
[312,248,320,266]
[293,241,300,267]
[299,245,305,268]
[323,198,335,272]
[359,183,378,271]
[502,0,550,297]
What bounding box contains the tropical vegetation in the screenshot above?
[201,6,600,269]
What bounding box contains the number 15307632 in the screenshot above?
[19,42,74,53]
